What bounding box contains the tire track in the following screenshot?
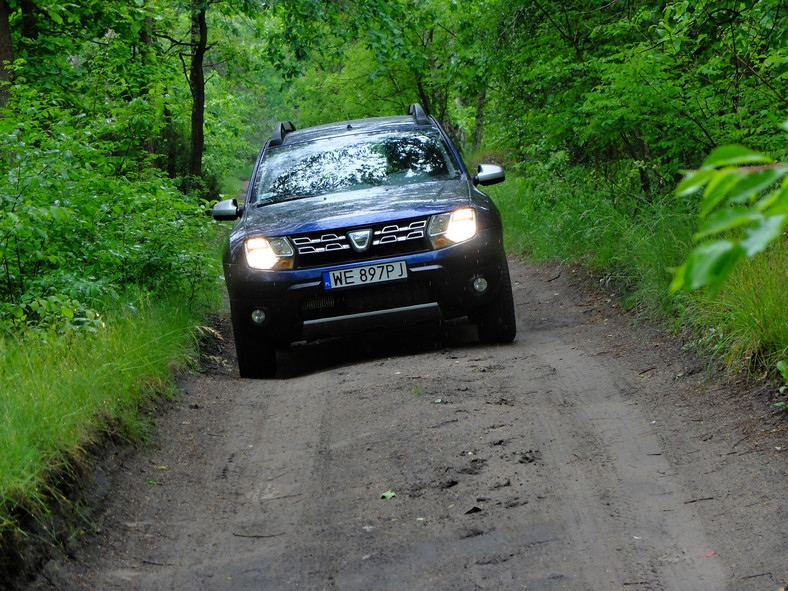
[22,259,785,591]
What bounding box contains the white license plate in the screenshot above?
[323,260,408,290]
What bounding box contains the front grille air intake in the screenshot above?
[291,217,430,268]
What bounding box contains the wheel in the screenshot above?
[231,319,277,379]
[475,265,516,345]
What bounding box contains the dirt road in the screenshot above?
[23,259,787,591]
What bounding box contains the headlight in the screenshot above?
[244,237,294,270]
[428,208,477,249]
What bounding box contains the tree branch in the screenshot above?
[152,31,195,48]
[727,44,788,108]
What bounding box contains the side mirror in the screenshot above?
[212,198,243,221]
[474,164,505,187]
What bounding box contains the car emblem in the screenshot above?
[348,229,372,252]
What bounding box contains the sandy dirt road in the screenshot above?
[21,259,787,591]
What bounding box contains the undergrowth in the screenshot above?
[488,161,788,380]
[0,295,207,580]
[686,238,788,374]
[489,161,695,317]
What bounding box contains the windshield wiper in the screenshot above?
[253,194,309,207]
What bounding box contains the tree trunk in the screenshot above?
[0,0,13,108]
[19,0,38,41]
[188,3,207,179]
[472,86,487,152]
[140,15,155,156]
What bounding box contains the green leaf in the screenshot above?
[676,168,714,197]
[381,490,396,499]
[60,307,74,319]
[47,9,63,25]
[764,184,788,215]
[740,215,788,257]
[694,207,762,240]
[777,361,788,381]
[700,171,743,217]
[680,240,744,293]
[726,167,787,204]
[702,145,772,168]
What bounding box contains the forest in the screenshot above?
[1,0,787,575]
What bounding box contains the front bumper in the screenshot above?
[224,230,507,346]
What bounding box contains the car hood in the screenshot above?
[241,180,472,237]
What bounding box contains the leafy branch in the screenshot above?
[670,131,788,295]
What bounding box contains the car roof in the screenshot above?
[274,115,435,148]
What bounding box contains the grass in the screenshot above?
[487,161,788,379]
[687,238,788,373]
[0,296,204,569]
[220,162,255,199]
[0,169,230,579]
[488,163,696,316]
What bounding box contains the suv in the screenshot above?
[213,104,515,378]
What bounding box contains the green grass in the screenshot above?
[0,297,202,539]
[489,164,696,316]
[220,162,255,199]
[687,238,788,373]
[488,162,788,377]
[0,179,228,578]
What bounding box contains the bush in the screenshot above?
[0,84,221,335]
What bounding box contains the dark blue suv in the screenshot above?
[212,104,515,378]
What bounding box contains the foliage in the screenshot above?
[487,1,788,186]
[0,0,292,336]
[777,361,788,398]
[482,1,788,378]
[266,0,496,148]
[671,140,788,294]
[669,133,787,380]
[490,163,696,316]
[0,0,277,573]
[0,297,200,573]
[0,83,220,335]
[683,238,788,372]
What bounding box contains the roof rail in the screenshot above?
[408,103,431,125]
[269,121,296,147]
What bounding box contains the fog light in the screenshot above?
[472,277,489,293]
[251,308,267,325]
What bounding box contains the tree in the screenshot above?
[188,0,208,178]
[0,0,12,108]
[265,0,496,150]
[175,0,263,182]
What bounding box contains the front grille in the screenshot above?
[291,218,430,268]
[375,220,427,245]
[299,282,432,321]
[291,233,348,255]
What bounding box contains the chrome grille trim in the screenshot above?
[292,233,351,255]
[293,218,429,258]
[371,219,427,246]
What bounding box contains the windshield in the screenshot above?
[251,130,460,204]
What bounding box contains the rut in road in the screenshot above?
[23,259,787,591]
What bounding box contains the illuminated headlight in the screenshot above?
[244,237,294,270]
[428,208,477,249]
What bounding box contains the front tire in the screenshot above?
[232,319,277,379]
[475,265,516,345]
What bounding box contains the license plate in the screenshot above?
[323,260,408,290]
